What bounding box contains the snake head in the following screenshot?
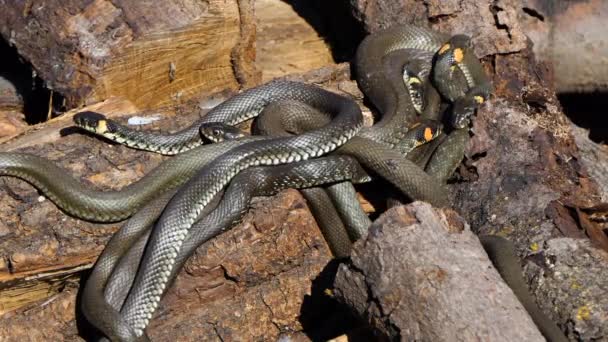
[437,35,472,67]
[402,70,425,114]
[434,34,473,85]
[73,111,115,134]
[199,122,245,143]
[450,86,488,129]
[414,119,443,146]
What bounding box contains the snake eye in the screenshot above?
[212,128,221,136]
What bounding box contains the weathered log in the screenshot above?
[348,0,608,339]
[334,202,546,341]
[0,0,257,110]
[255,0,335,82]
[0,0,344,114]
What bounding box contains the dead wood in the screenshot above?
[334,202,545,341]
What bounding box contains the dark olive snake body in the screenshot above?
[0,140,250,222]
[84,156,370,341]
[119,82,364,335]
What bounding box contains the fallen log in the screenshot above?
[334,202,546,341]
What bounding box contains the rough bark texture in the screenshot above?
[0,0,254,110]
[349,0,608,340]
[0,76,27,139]
[570,124,608,202]
[334,202,545,341]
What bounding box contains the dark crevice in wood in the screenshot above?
[559,92,608,144]
[0,38,66,124]
[522,7,545,22]
[280,0,366,62]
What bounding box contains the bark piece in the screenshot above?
[570,124,608,202]
[526,238,608,341]
[334,202,545,341]
[0,0,255,110]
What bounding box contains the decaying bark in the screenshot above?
[334,202,545,341]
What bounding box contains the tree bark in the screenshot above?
[334,202,546,341]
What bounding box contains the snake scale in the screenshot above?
[0,24,566,342]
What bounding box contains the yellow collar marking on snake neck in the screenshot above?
[96,120,109,134]
[474,95,485,104]
[408,77,421,85]
[453,48,464,63]
[438,43,451,55]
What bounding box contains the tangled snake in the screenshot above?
[0,24,565,342]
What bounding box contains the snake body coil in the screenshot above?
[83,156,370,341]
[0,140,249,222]
[120,81,363,335]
